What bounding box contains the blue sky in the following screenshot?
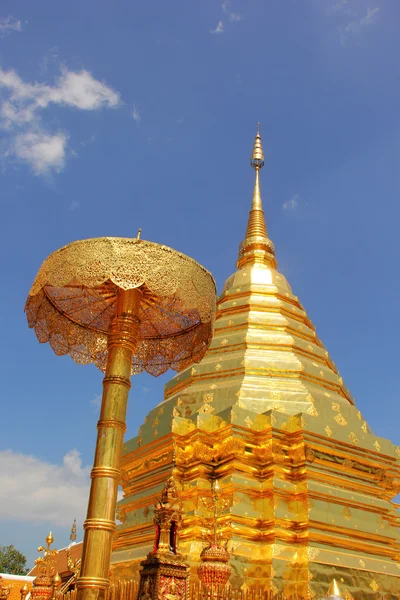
[1,0,400,568]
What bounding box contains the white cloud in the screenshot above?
[0,16,22,37]
[346,6,379,32]
[330,2,380,44]
[0,66,121,175]
[282,194,299,211]
[12,131,68,175]
[211,21,224,34]
[222,1,243,23]
[69,200,80,211]
[132,105,141,123]
[0,450,90,526]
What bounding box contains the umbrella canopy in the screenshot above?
[25,237,216,376]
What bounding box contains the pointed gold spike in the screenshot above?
[327,578,344,598]
[237,125,276,270]
[250,123,264,169]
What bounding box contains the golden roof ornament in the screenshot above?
[326,578,345,598]
[197,479,231,591]
[20,583,30,600]
[35,533,57,577]
[153,476,183,555]
[69,519,77,542]
[31,533,58,600]
[237,124,277,270]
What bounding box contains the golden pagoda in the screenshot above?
[111,127,400,598]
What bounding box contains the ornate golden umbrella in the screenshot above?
[25,235,216,600]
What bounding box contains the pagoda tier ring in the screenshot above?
[25,237,216,376]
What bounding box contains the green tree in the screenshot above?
[0,545,28,575]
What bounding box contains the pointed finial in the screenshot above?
[70,518,77,542]
[250,123,264,170]
[46,532,54,547]
[327,578,344,598]
[137,228,142,240]
[237,125,276,270]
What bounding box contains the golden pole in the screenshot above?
[76,288,142,600]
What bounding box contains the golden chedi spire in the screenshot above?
[115,126,400,598]
[237,124,277,270]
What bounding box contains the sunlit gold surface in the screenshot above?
[113,128,400,598]
[25,237,216,376]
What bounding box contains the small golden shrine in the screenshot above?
[111,127,400,598]
[136,477,189,600]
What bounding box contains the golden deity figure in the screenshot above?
[112,127,400,599]
[26,231,216,600]
[0,577,12,600]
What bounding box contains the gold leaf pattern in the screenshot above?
[221,338,228,346]
[325,425,333,437]
[203,393,214,403]
[356,410,362,420]
[307,404,319,416]
[308,548,320,560]
[332,402,340,412]
[334,413,347,426]
[374,440,381,452]
[359,559,366,568]
[324,392,331,398]
[361,421,368,433]
[369,580,379,592]
[349,432,359,444]
[215,363,222,371]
